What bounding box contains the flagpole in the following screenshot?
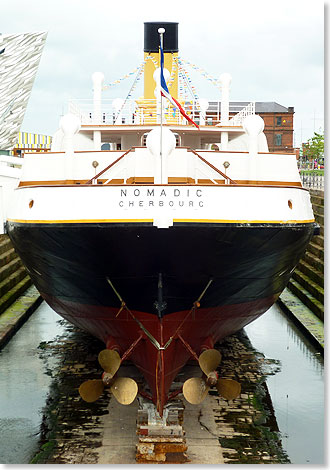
[158,27,165,183]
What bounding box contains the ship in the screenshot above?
[6,22,317,415]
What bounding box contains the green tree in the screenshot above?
[304,132,324,165]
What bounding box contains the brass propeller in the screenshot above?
[216,378,241,400]
[199,349,222,375]
[78,349,138,405]
[182,377,210,405]
[110,377,138,405]
[183,348,241,404]
[98,349,121,377]
[79,379,104,403]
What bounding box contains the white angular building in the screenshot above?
[0,31,47,150]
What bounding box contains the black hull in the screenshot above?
[7,221,315,316]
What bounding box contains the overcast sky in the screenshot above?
[2,0,325,146]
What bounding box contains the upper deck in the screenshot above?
[66,98,255,150]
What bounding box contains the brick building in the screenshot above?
[206,101,294,154]
[254,102,294,153]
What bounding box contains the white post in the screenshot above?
[146,128,176,185]
[198,98,209,126]
[60,113,81,181]
[92,72,104,150]
[219,73,232,150]
[243,115,265,182]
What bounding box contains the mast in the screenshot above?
[158,27,165,182]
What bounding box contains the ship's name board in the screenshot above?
[118,188,204,208]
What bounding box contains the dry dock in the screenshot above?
[28,315,292,464]
[0,300,324,464]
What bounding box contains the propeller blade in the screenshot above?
[199,349,222,375]
[79,379,104,402]
[98,349,121,377]
[216,378,241,400]
[110,377,138,405]
[182,377,210,405]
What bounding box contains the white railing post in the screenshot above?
[219,73,231,150]
[92,72,104,150]
[198,98,209,126]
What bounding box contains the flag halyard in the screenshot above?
[159,43,199,129]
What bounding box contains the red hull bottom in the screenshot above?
[42,293,279,413]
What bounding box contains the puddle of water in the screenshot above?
[0,302,64,464]
[245,303,324,465]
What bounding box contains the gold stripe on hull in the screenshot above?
[7,218,315,225]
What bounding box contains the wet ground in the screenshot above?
[0,302,324,464]
[245,305,324,464]
[0,303,64,464]
[27,321,290,464]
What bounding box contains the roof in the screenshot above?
[208,101,292,113]
[255,102,291,113]
[231,102,291,113]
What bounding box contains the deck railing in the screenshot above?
[229,102,256,126]
[68,99,255,127]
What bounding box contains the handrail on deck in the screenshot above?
[85,148,133,184]
[188,149,237,184]
[85,147,237,185]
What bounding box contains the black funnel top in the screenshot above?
[144,22,178,53]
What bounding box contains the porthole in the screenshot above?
[29,199,34,209]
[288,199,293,209]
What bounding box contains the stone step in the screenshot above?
[0,275,32,317]
[309,189,324,202]
[0,237,13,256]
[303,251,324,274]
[312,203,324,216]
[312,234,324,248]
[308,241,324,261]
[0,234,11,243]
[0,256,23,283]
[287,278,324,321]
[298,259,324,287]
[292,269,324,303]
[310,194,324,206]
[0,266,28,298]
[0,248,19,268]
[313,212,324,227]
[0,285,41,349]
[278,288,324,350]
[319,224,324,236]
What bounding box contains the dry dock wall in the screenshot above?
[0,234,32,313]
[278,189,324,351]
[0,234,41,348]
[288,189,324,321]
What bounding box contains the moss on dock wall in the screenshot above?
[287,190,324,322]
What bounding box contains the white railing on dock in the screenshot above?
[301,173,324,190]
[68,99,255,127]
